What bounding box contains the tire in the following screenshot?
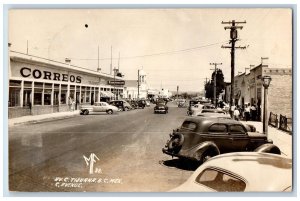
[167,133,184,153]
[124,107,129,111]
[83,110,89,115]
[200,150,217,164]
[106,109,113,114]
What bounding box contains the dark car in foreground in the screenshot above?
[162,117,280,165]
[154,102,168,114]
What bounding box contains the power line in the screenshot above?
[68,41,229,61]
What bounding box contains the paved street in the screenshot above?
[9,103,195,192]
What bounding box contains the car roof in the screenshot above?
[201,109,223,113]
[192,152,292,191]
[184,116,240,125]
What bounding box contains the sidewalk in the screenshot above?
[8,110,80,127]
[241,120,292,158]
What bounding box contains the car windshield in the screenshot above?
[196,168,246,192]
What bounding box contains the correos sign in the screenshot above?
[20,67,82,83]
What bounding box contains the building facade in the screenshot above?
[123,70,148,99]
[225,63,292,120]
[8,51,125,118]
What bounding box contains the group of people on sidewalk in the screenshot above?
[231,103,260,121]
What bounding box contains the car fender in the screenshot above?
[192,141,220,161]
[254,143,281,155]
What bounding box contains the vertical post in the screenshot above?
[221,20,246,109]
[263,86,268,137]
[177,85,179,100]
[137,69,140,99]
[214,67,217,107]
[110,46,112,75]
[113,68,116,100]
[230,26,235,108]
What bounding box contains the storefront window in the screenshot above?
[86,87,90,103]
[44,83,52,105]
[70,85,75,100]
[76,86,80,104]
[81,86,86,103]
[34,82,43,105]
[61,84,67,104]
[54,84,59,105]
[9,80,21,107]
[23,81,32,107]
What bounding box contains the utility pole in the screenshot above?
[177,85,179,100]
[113,67,116,100]
[110,46,112,75]
[118,52,120,70]
[137,69,140,100]
[221,20,247,109]
[210,63,222,107]
[97,45,101,72]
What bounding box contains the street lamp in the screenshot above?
[262,75,272,138]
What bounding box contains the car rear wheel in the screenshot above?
[83,110,89,115]
[106,109,113,114]
[200,151,216,164]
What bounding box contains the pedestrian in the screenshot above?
[71,99,75,111]
[250,105,257,121]
[234,106,240,121]
[230,105,236,118]
[244,103,251,121]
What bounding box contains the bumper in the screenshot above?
[154,109,167,113]
[162,147,195,161]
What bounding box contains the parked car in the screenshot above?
[192,108,226,116]
[187,100,212,115]
[162,116,280,165]
[178,99,187,108]
[170,152,292,192]
[137,99,146,109]
[109,100,132,111]
[145,100,151,107]
[80,102,119,115]
[154,102,168,114]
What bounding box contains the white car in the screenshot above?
[80,102,119,115]
[170,152,292,192]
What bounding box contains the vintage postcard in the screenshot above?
[7,8,293,193]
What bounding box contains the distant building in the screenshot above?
[159,88,172,98]
[123,69,148,99]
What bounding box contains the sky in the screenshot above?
[9,8,292,92]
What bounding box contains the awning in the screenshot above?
[101,91,115,97]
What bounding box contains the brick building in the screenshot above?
[225,63,292,121]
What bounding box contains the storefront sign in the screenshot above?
[20,67,82,83]
[107,80,125,85]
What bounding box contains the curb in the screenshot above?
[9,113,80,127]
